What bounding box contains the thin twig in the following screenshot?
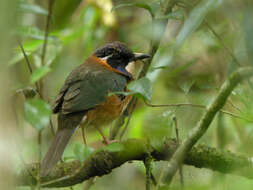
[17,40,42,98]
[144,101,253,123]
[227,99,243,113]
[144,155,152,190]
[41,0,55,66]
[205,21,241,66]
[36,131,42,190]
[119,98,137,140]
[162,67,253,185]
[173,116,184,187]
[49,119,55,137]
[17,39,33,74]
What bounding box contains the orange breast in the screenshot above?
[85,94,132,128]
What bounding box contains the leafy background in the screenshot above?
[1,0,253,189]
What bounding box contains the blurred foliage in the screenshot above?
[3,0,253,189]
[24,98,51,131]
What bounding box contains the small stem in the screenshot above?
[205,21,241,66]
[37,130,42,190]
[17,39,33,74]
[173,116,184,187]
[49,119,55,137]
[144,154,152,190]
[163,67,253,185]
[41,0,55,66]
[119,97,137,140]
[81,127,87,146]
[144,101,253,123]
[17,40,42,98]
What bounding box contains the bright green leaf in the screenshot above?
[19,3,48,15]
[103,142,124,152]
[175,0,219,50]
[9,39,44,66]
[73,143,94,162]
[30,65,51,84]
[128,77,153,101]
[16,26,55,42]
[24,99,51,131]
[108,77,153,101]
[43,42,62,66]
[112,3,154,17]
[16,26,47,40]
[9,52,31,66]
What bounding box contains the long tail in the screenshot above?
[40,127,76,176]
[40,112,85,176]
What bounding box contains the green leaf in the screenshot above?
[112,3,154,17]
[9,40,44,66]
[30,65,51,84]
[16,26,47,40]
[9,52,31,66]
[19,2,48,15]
[174,0,219,50]
[103,142,124,152]
[73,143,94,162]
[24,99,51,131]
[128,77,153,101]
[43,42,62,66]
[108,77,153,101]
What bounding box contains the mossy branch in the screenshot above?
[164,67,253,184]
[17,137,253,188]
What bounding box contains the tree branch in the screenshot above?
[110,0,178,139]
[17,137,253,188]
[163,67,253,184]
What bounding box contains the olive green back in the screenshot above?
[53,59,128,114]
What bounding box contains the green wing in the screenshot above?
[52,63,128,114]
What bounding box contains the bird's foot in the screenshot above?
[103,139,120,145]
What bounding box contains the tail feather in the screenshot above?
[40,112,86,176]
[40,128,76,176]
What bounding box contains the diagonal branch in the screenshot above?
[17,138,253,188]
[110,0,178,139]
[163,67,253,184]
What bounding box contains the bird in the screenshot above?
[40,41,150,176]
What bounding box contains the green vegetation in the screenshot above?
[1,0,253,189]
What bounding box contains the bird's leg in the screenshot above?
[95,127,110,145]
[80,116,87,146]
[96,127,120,145]
[81,127,87,146]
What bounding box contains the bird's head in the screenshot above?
[93,41,150,78]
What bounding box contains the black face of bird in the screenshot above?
[94,41,150,77]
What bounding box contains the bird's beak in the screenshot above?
[133,53,151,61]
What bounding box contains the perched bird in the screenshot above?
[40,41,150,176]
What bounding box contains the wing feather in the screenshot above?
[53,58,128,114]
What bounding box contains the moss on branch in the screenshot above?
[163,67,253,184]
[17,138,253,188]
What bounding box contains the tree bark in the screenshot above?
[17,138,253,188]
